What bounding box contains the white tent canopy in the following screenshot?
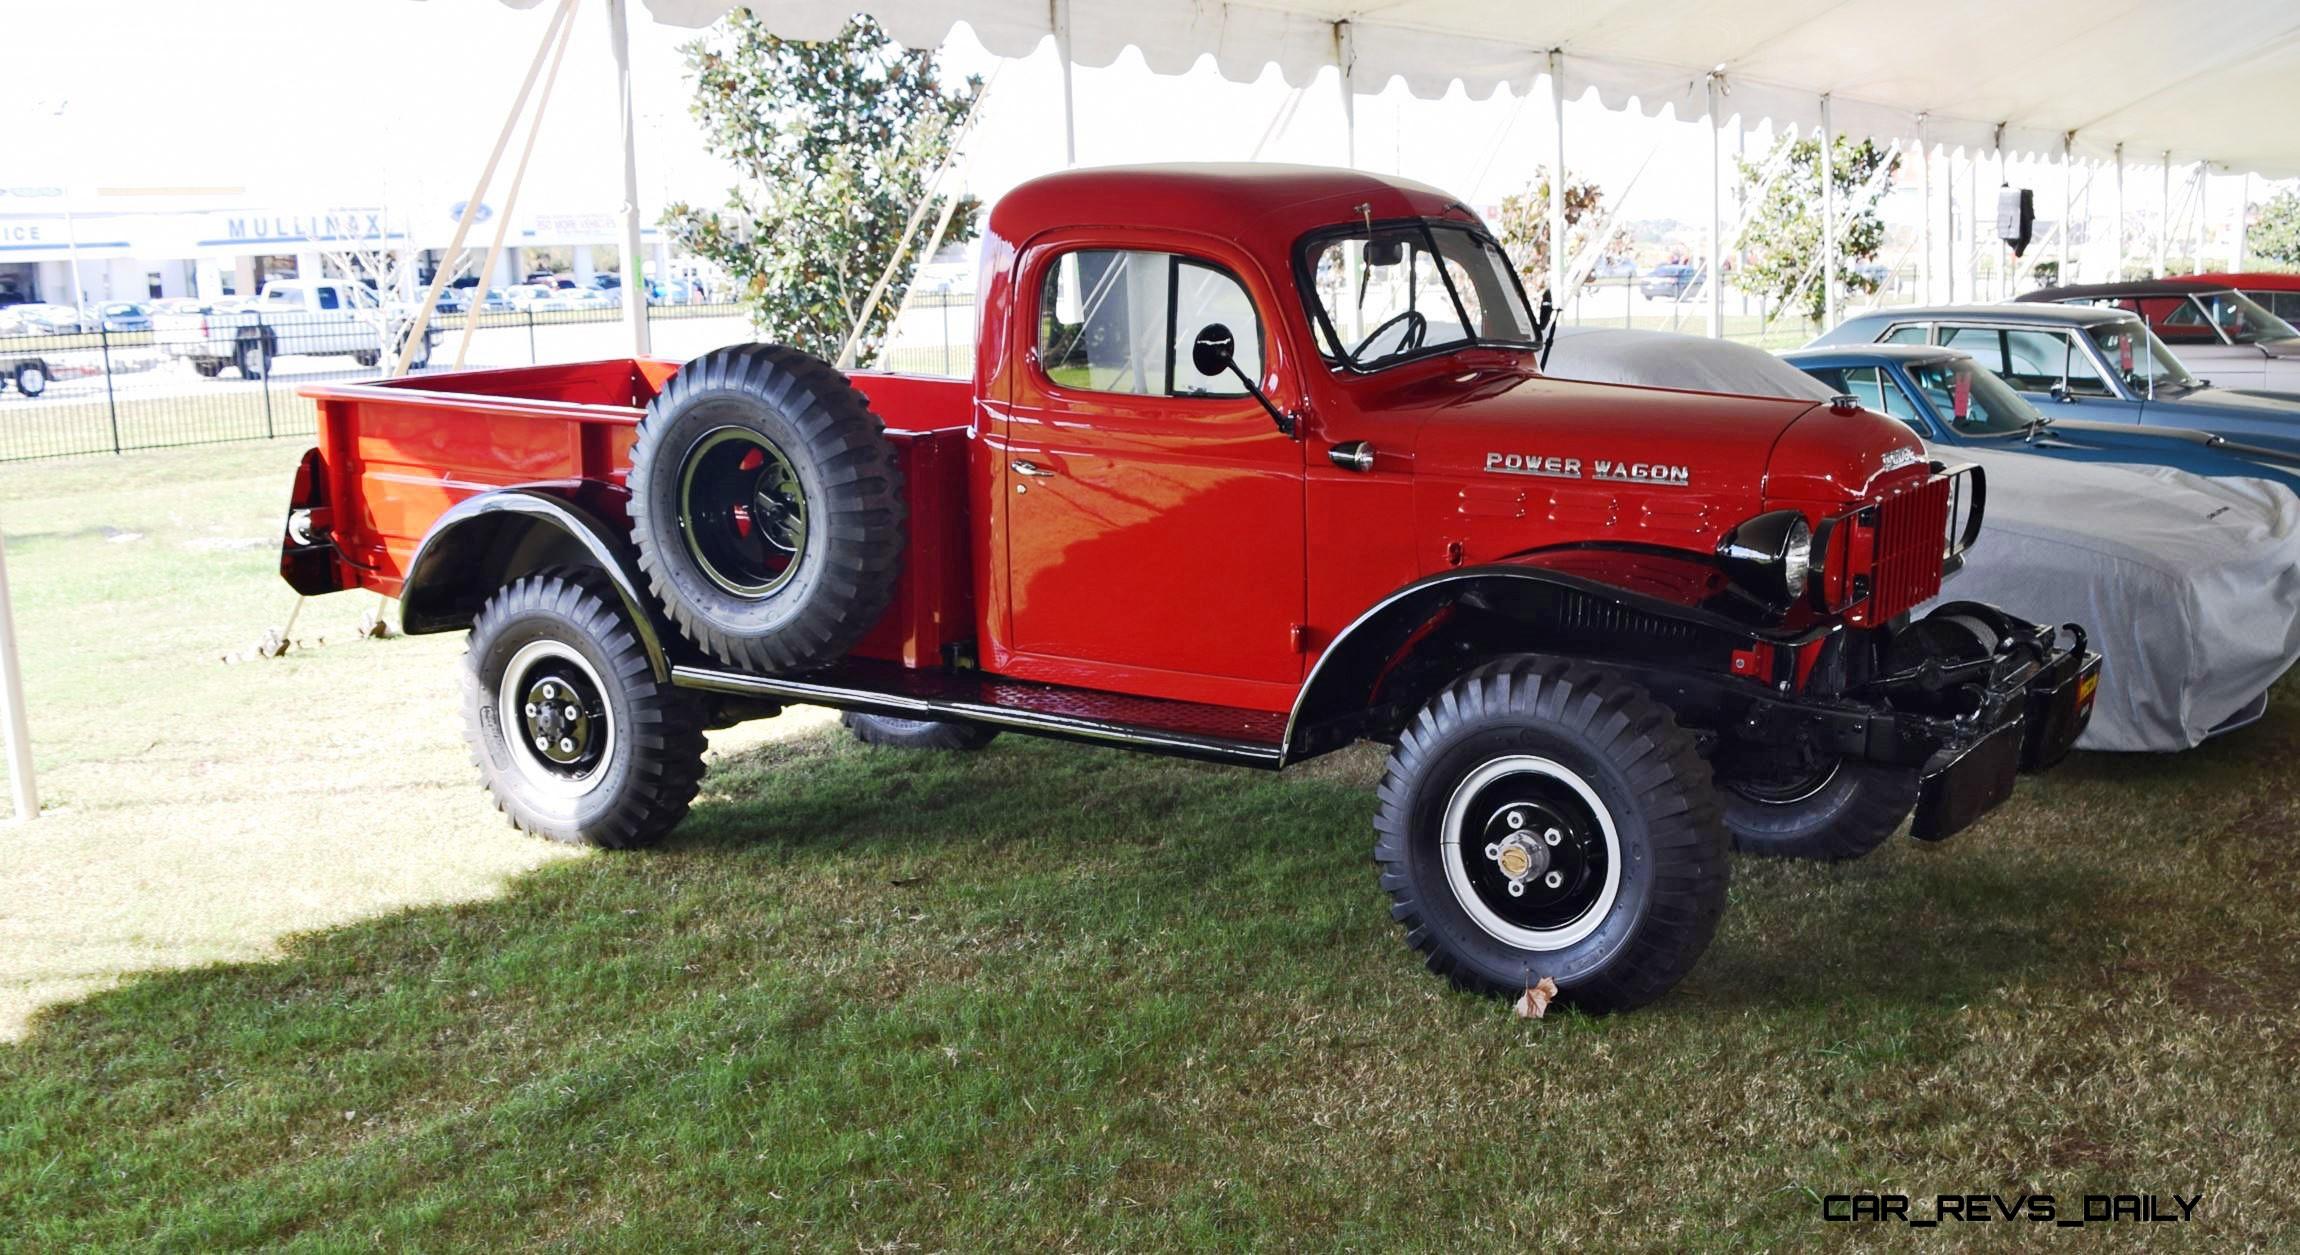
[593,0,2300,177]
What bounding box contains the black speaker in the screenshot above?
[1997,187,2036,257]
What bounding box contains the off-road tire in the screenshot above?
[13,361,46,397]
[462,566,707,848]
[1373,657,1730,1014]
[842,712,1000,751]
[1718,760,1920,861]
[628,343,903,673]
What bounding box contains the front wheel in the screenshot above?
[236,335,270,380]
[1373,658,1729,1014]
[1716,756,1919,861]
[13,361,46,397]
[463,567,708,848]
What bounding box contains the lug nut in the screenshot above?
[1544,871,1564,889]
[533,736,548,751]
[524,702,538,718]
[1506,881,1525,897]
[564,705,579,721]
[1543,829,1562,846]
[1506,811,1525,830]
[542,683,557,699]
[558,737,574,754]
[1484,843,1500,861]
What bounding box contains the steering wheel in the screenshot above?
[1351,309,1428,363]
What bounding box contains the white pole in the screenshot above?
[0,530,34,822]
[2236,171,2252,271]
[393,0,573,376]
[608,0,652,355]
[456,8,575,370]
[1548,50,1566,302]
[1706,72,1723,338]
[1918,115,1933,304]
[2114,144,2126,279]
[1819,97,1836,328]
[2192,163,2207,275]
[1335,22,1355,168]
[2059,133,2073,285]
[2157,151,2171,277]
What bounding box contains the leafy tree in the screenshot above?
[1496,168,1618,292]
[2246,188,2300,269]
[1734,135,1900,324]
[663,12,979,362]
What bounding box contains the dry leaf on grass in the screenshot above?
[1515,976,1559,1019]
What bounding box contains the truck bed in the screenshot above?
[301,359,976,667]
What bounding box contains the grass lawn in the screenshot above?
[1,441,2296,1247]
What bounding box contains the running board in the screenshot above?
[672,660,1288,768]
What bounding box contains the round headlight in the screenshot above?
[1716,509,1815,608]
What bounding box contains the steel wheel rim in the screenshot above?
[20,367,43,392]
[497,639,615,798]
[1725,758,1842,806]
[676,425,808,598]
[1440,755,1621,951]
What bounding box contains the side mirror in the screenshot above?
[1191,323,1236,379]
[1190,322,1294,438]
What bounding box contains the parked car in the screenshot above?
[2017,278,2300,393]
[10,303,86,335]
[149,297,225,317]
[1808,303,2300,456]
[500,283,561,311]
[154,278,435,378]
[2190,272,2300,325]
[1638,264,1702,300]
[1547,326,2300,751]
[1779,342,2300,494]
[92,302,151,333]
[281,166,2098,1014]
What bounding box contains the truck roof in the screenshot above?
[987,163,1477,255]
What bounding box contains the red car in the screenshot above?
[281,165,2096,1012]
[2193,272,2300,326]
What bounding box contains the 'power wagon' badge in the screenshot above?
[1485,451,1691,487]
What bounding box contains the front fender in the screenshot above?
[1281,557,1818,763]
[399,485,672,681]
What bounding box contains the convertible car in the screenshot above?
[2017,278,2300,394]
[1547,327,2300,751]
[1809,303,2300,455]
[1780,342,2300,494]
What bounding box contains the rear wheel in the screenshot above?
[13,362,46,398]
[842,712,999,751]
[1716,753,1918,861]
[1373,658,1729,1013]
[192,359,224,378]
[463,567,708,848]
[235,333,271,380]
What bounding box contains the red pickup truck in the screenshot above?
[283,164,2098,1012]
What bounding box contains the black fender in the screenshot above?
[399,484,673,681]
[1280,560,1823,763]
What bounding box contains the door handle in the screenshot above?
[1012,460,1055,477]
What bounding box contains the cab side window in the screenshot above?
[1881,323,1932,347]
[316,286,342,311]
[2003,328,2111,396]
[1037,250,1263,398]
[1940,326,2005,372]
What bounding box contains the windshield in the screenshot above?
[1906,357,2037,437]
[1299,221,1538,370]
[2191,290,2300,345]
[2087,319,2200,394]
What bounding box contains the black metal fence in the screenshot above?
[0,300,753,463]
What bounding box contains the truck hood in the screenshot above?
[1404,367,1924,507]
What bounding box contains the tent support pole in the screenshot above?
[2192,163,2207,274]
[1334,21,1355,168]
[0,530,32,822]
[2236,171,2251,271]
[1706,71,1723,339]
[1819,96,1836,329]
[392,0,573,377]
[2157,152,2171,277]
[608,0,651,354]
[2113,144,2125,279]
[2070,132,2088,282]
[457,6,575,369]
[1918,114,1932,304]
[1054,0,1077,165]
[1548,49,1565,302]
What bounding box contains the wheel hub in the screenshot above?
[678,426,808,598]
[1441,756,1622,951]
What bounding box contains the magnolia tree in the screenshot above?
[2247,188,2300,269]
[1495,168,1621,292]
[313,215,463,369]
[1735,135,1900,324]
[664,13,980,363]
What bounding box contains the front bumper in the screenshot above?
[1728,604,2100,842]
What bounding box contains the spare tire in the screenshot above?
[629,344,904,673]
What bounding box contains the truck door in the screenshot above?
[1000,242,1307,703]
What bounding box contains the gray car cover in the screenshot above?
[1543,327,2300,751]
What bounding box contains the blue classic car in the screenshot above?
[1779,343,2300,494]
[1808,303,2300,456]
